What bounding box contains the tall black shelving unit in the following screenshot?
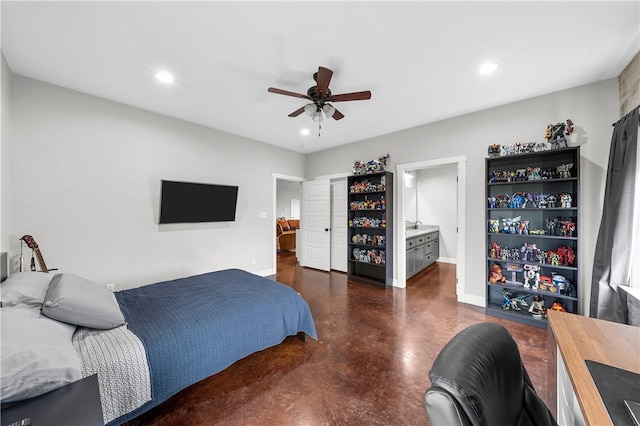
[485,147,580,328]
[347,171,393,288]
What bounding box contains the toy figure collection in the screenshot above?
[488,162,574,183]
[488,216,576,237]
[352,154,390,176]
[352,248,386,265]
[487,119,574,157]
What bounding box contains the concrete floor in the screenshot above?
[125,253,549,425]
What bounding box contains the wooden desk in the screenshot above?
[548,310,640,425]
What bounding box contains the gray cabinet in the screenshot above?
[406,230,439,278]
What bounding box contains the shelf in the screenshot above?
[485,305,548,328]
[487,233,577,241]
[348,171,393,287]
[348,259,386,267]
[487,281,578,302]
[349,190,386,195]
[349,243,386,249]
[486,257,577,271]
[487,207,577,212]
[488,177,577,186]
[485,147,580,326]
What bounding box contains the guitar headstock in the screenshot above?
[21,235,38,249]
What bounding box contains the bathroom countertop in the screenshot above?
[405,225,439,239]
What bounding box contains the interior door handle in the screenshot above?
[325,228,330,232]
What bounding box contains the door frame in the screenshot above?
[272,173,305,275]
[395,156,467,303]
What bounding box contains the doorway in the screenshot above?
[273,174,305,275]
[395,157,466,301]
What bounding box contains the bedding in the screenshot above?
[1,268,316,425]
[73,325,151,424]
[0,271,52,308]
[43,273,125,329]
[110,268,316,425]
[0,307,81,402]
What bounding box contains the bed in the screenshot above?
[0,269,317,425]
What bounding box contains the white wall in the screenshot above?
[307,79,619,314]
[4,74,306,290]
[276,180,301,219]
[1,52,11,255]
[416,165,457,262]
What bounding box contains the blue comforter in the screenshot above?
[110,269,317,425]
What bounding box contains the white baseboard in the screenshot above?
[255,268,275,277]
[459,294,485,307]
[437,257,456,264]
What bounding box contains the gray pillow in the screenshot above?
[0,272,52,308]
[43,273,125,329]
[1,307,81,402]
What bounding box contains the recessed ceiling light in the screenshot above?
[300,128,310,136]
[479,62,498,75]
[155,71,174,83]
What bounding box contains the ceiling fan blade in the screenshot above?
[268,87,311,100]
[328,91,372,102]
[331,108,345,120]
[288,106,305,117]
[315,67,333,97]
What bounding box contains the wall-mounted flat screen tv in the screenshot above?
[159,180,238,224]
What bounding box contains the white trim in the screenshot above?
[461,294,485,308]
[272,173,305,275]
[315,171,351,181]
[395,156,467,305]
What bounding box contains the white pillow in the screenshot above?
[43,273,125,329]
[1,307,82,402]
[0,272,52,308]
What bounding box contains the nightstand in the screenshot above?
[1,375,103,426]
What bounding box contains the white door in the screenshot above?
[330,179,348,272]
[301,179,331,271]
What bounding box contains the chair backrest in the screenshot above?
[424,323,556,426]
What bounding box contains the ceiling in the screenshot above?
[2,1,639,154]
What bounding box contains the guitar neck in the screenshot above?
[33,248,48,273]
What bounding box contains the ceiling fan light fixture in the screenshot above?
[323,104,335,118]
[312,111,323,122]
[304,103,316,117]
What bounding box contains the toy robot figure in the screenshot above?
[545,122,569,149]
[557,163,573,178]
[488,144,501,157]
[523,264,540,289]
[560,194,572,208]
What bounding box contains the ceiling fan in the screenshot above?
[268,66,372,123]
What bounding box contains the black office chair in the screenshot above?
[424,323,556,426]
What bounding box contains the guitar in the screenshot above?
[20,235,49,273]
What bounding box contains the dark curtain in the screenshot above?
[590,107,639,322]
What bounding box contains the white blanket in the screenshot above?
[72,325,151,424]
